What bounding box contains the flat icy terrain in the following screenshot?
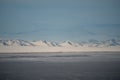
[0,46,120,53]
[0,52,120,80]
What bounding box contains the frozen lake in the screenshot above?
[0,52,120,80]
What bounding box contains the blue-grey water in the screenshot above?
[0,52,120,80]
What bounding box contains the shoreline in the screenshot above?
[0,51,120,54]
[0,46,120,53]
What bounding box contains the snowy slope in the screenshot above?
[0,39,33,46]
[59,41,81,47]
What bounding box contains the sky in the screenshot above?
[0,0,120,41]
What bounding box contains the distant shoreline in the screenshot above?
[0,51,120,54]
[0,46,120,53]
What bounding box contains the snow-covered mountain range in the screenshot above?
[0,39,120,47]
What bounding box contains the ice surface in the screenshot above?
[0,52,120,80]
[0,52,120,62]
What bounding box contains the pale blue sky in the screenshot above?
[0,0,120,41]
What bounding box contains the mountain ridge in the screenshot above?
[0,39,120,47]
